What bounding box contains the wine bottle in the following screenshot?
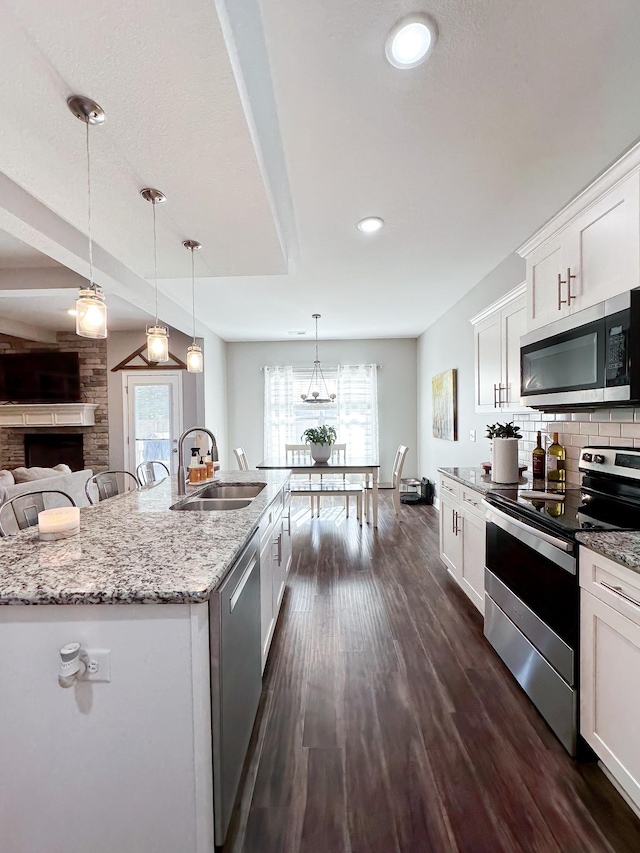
[532,431,546,480]
[547,432,566,488]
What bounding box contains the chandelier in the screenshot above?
[301,314,336,404]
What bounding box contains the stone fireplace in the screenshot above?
[0,333,108,472]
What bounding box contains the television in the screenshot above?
[0,352,81,403]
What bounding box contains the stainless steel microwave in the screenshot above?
[520,291,640,409]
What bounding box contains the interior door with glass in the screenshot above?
[124,371,183,475]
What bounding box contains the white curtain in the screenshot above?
[336,364,379,461]
[263,363,379,462]
[263,366,295,460]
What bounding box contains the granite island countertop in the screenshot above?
[575,531,640,576]
[0,470,290,606]
[438,466,530,494]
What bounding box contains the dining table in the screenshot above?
[256,457,381,528]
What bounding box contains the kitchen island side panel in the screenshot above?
[0,602,213,853]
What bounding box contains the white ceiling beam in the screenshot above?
[214,0,298,263]
[0,267,85,291]
[0,171,198,339]
[0,315,57,343]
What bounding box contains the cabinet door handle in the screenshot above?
[566,267,577,303]
[558,273,566,310]
[454,512,462,535]
[273,534,282,566]
[493,383,499,407]
[601,581,640,608]
[452,509,456,534]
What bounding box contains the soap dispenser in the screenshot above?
[188,447,201,484]
[204,452,213,480]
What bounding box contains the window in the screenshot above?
[264,364,379,460]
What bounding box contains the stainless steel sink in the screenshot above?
[173,497,253,511]
[197,484,266,499]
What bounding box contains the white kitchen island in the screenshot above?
[0,470,291,853]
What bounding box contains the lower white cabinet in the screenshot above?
[580,547,640,812]
[260,489,292,672]
[438,475,485,614]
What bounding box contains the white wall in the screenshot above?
[417,253,526,486]
[227,338,418,479]
[107,328,228,470]
[202,329,229,469]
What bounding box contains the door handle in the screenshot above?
[558,268,577,310]
[601,581,640,608]
[566,267,577,303]
[557,273,566,310]
[493,383,499,407]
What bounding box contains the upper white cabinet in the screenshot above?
[471,283,527,413]
[519,149,640,332]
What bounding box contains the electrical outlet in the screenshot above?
[469,430,476,442]
[80,649,111,683]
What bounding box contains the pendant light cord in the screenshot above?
[191,248,196,344]
[85,122,94,292]
[152,200,159,324]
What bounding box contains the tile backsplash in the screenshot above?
[512,409,640,485]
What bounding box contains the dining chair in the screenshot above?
[285,442,363,522]
[233,447,250,471]
[365,444,409,519]
[136,460,170,487]
[0,490,76,537]
[85,470,139,505]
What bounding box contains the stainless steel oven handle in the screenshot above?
[482,501,576,574]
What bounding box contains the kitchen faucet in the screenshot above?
[177,427,218,495]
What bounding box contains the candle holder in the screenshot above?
[38,507,81,542]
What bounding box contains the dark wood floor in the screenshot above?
[223,496,640,853]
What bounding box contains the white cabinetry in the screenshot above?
[260,488,292,672]
[471,283,527,413]
[519,155,640,332]
[438,474,485,613]
[580,547,640,812]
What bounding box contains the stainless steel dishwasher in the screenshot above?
[209,531,261,845]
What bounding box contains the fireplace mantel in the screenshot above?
[0,403,98,428]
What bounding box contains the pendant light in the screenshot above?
[67,95,107,339]
[183,240,203,373]
[301,314,336,403]
[141,188,169,362]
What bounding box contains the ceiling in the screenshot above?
[2,1,640,340]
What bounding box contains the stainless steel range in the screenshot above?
[482,445,640,757]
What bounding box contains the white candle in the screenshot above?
[38,507,80,540]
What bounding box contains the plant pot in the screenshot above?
[491,437,520,483]
[310,442,332,463]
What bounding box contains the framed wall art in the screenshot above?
[432,368,457,441]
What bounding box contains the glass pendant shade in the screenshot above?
[76,288,107,339]
[147,325,169,363]
[186,344,203,373]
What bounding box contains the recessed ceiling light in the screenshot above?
[67,309,78,316]
[386,14,438,69]
[357,217,384,233]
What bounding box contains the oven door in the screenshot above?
[483,502,579,754]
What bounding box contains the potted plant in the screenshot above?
[486,421,522,484]
[301,425,337,463]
